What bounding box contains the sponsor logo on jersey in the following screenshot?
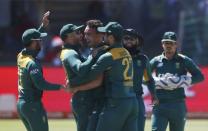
[30,69,39,74]
[157,62,163,67]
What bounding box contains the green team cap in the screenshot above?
[123,28,139,38]
[161,31,177,43]
[22,28,47,45]
[60,24,84,40]
[97,22,123,38]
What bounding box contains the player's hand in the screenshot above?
[154,76,174,90]
[167,75,192,89]
[68,87,79,94]
[60,80,70,92]
[92,45,109,58]
[60,84,70,92]
[42,11,50,28]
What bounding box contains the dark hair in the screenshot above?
[86,19,103,31]
[107,32,122,43]
[114,35,122,43]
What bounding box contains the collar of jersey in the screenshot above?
[22,48,39,58]
[109,42,123,49]
[62,43,80,51]
[161,52,179,61]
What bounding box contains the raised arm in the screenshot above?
[38,11,50,32]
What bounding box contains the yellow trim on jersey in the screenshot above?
[123,80,133,87]
[143,69,150,82]
[109,48,131,60]
[17,53,34,68]
[60,49,71,61]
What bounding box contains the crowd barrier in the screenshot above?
[0,66,207,118]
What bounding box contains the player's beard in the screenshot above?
[124,45,140,55]
[35,43,41,52]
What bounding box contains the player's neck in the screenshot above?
[164,52,174,60]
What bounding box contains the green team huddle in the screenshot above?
[17,11,204,131]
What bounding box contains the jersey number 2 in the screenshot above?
[122,58,133,80]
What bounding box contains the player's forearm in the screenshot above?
[71,74,103,91]
[31,73,61,90]
[146,79,156,95]
[38,24,46,33]
[191,72,204,84]
[72,80,100,91]
[185,57,204,84]
[75,55,95,76]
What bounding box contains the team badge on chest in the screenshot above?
[157,62,163,67]
[176,62,180,69]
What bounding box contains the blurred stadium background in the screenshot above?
[0,0,208,130]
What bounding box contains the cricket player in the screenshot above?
[16,11,64,131]
[150,31,204,131]
[122,28,159,131]
[59,23,102,131]
[70,22,138,131]
[74,20,108,131]
[83,19,107,131]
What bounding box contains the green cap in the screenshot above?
[97,22,123,38]
[60,24,84,40]
[22,28,47,45]
[123,28,139,38]
[162,31,177,43]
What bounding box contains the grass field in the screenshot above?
[0,119,208,131]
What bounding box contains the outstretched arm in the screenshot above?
[28,62,62,90]
[69,74,104,93]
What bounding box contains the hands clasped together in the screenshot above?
[154,73,192,90]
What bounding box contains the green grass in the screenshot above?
[0,119,208,131]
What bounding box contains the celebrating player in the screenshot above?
[70,22,138,131]
[16,11,65,131]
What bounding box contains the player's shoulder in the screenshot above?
[150,54,162,62]
[108,47,130,60]
[17,52,34,68]
[137,53,149,61]
[98,51,113,60]
[177,53,190,60]
[177,53,194,63]
[60,48,77,61]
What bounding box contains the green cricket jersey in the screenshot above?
[60,44,94,86]
[71,43,136,98]
[132,54,155,96]
[150,53,204,102]
[17,49,61,102]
